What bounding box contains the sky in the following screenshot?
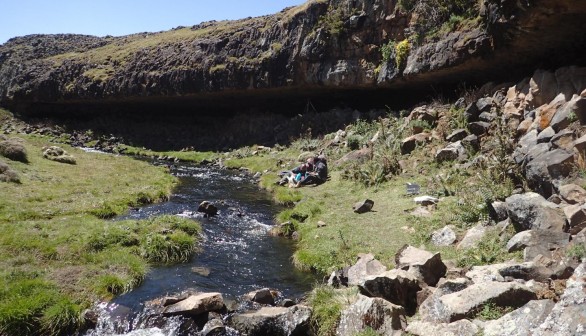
[0,0,307,44]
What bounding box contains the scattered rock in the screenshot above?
[414,195,439,206]
[457,224,487,250]
[406,319,479,336]
[505,192,566,232]
[317,220,326,228]
[431,226,457,246]
[244,288,275,305]
[395,245,447,286]
[400,133,430,155]
[483,299,555,336]
[537,127,556,144]
[347,253,387,286]
[418,278,471,321]
[550,129,575,150]
[465,262,551,283]
[358,269,421,315]
[562,204,586,234]
[446,129,468,142]
[163,292,225,317]
[525,149,574,196]
[353,199,374,214]
[435,141,466,162]
[468,121,491,136]
[42,146,76,164]
[461,134,480,151]
[198,201,218,216]
[409,206,432,217]
[337,294,406,336]
[202,319,226,336]
[227,305,311,336]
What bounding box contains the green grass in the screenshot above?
[309,286,357,336]
[0,133,202,335]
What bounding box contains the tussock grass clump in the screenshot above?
[309,286,358,336]
[141,231,197,263]
[0,138,28,163]
[42,146,76,165]
[0,161,20,183]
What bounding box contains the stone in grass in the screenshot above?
[42,146,76,164]
[0,160,19,183]
[353,199,374,214]
[431,226,457,246]
[347,253,387,286]
[0,138,28,163]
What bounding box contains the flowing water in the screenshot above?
[84,163,315,335]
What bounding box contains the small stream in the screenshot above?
[84,163,315,335]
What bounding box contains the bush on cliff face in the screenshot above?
[0,138,28,163]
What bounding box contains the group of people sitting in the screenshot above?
[277,155,328,188]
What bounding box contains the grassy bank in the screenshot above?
[0,132,201,335]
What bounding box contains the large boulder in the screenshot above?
[563,204,586,234]
[227,305,311,336]
[336,294,406,336]
[406,319,479,336]
[524,149,574,196]
[244,288,276,305]
[505,192,566,232]
[465,262,551,283]
[395,245,447,286]
[198,201,218,216]
[483,299,555,336]
[457,224,487,250]
[558,183,586,204]
[163,292,225,317]
[435,141,466,163]
[420,281,536,323]
[358,269,421,315]
[347,253,387,286]
[534,262,586,335]
[418,278,471,322]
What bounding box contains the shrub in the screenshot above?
[346,135,362,150]
[0,139,28,163]
[380,40,396,63]
[476,302,514,320]
[567,244,586,260]
[395,39,410,67]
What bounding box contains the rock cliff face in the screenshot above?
[0,0,585,149]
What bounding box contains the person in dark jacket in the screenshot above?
[298,156,328,186]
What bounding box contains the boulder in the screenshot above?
[558,183,586,204]
[550,129,575,150]
[435,141,465,162]
[517,118,534,136]
[418,278,471,321]
[420,281,536,323]
[506,230,570,260]
[347,253,387,286]
[468,121,491,136]
[550,95,584,132]
[537,93,567,130]
[202,319,226,336]
[431,226,457,246]
[536,127,555,144]
[198,201,218,216]
[227,305,311,336]
[464,102,480,122]
[483,299,555,336]
[414,195,439,206]
[461,134,480,151]
[446,129,468,142]
[163,292,224,317]
[400,133,430,155]
[336,147,372,165]
[534,263,586,335]
[336,294,406,336]
[244,288,275,305]
[525,149,574,196]
[407,105,437,125]
[530,70,559,107]
[505,192,566,232]
[358,269,421,315]
[575,228,586,244]
[574,133,586,153]
[465,262,550,283]
[353,199,374,214]
[42,146,76,164]
[476,97,494,113]
[406,319,479,336]
[563,204,586,234]
[457,224,487,250]
[395,245,447,286]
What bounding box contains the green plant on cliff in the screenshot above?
[381,40,396,64]
[395,39,410,67]
[318,6,345,36]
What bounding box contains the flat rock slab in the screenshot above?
[505,192,566,232]
[347,253,387,286]
[163,292,224,316]
[337,294,406,336]
[421,281,536,323]
[406,319,479,336]
[358,269,421,315]
[484,299,555,336]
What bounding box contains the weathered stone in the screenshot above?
[198,201,218,216]
[353,199,374,214]
[537,93,567,130]
[406,319,479,336]
[419,278,471,321]
[465,262,549,283]
[202,319,226,336]
[559,184,586,204]
[446,129,468,142]
[461,134,480,151]
[457,224,487,250]
[407,105,437,125]
[465,102,480,122]
[534,263,586,335]
[563,204,586,234]
[468,121,491,136]
[414,195,439,206]
[42,145,76,164]
[421,281,536,323]
[491,201,509,222]
[575,228,586,244]
[476,97,494,113]
[517,118,534,136]
[400,133,430,155]
[347,253,387,286]
[435,141,465,162]
[537,127,556,144]
[336,294,406,336]
[431,226,457,246]
[506,230,570,256]
[506,192,566,232]
[483,299,555,336]
[227,305,311,336]
[358,269,421,315]
[550,95,585,132]
[336,147,372,165]
[530,70,559,107]
[395,245,447,286]
[574,133,586,153]
[525,149,574,196]
[550,129,575,150]
[244,288,275,305]
[163,292,224,316]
